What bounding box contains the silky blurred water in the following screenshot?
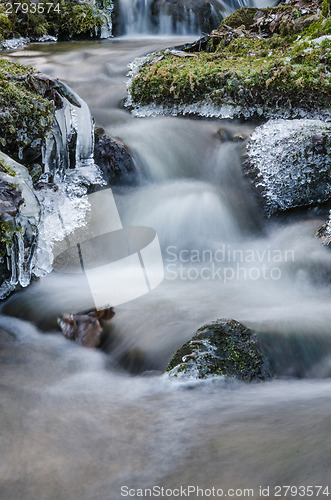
[1,37,331,499]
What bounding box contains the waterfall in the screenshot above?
[115,0,223,36]
[114,0,276,36]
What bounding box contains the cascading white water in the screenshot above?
[116,0,220,35]
[115,0,277,36]
[1,38,331,500]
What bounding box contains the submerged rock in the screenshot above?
[58,307,115,348]
[166,319,271,381]
[244,119,331,217]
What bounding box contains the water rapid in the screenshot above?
[1,37,331,499]
[113,0,276,36]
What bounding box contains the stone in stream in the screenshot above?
[94,129,137,185]
[166,319,271,381]
[58,307,115,348]
[244,119,331,217]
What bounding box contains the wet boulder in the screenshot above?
[244,119,331,217]
[94,130,137,185]
[0,59,54,168]
[166,319,271,381]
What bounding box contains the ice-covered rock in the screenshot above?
[0,152,40,298]
[35,83,104,276]
[244,119,331,217]
[0,76,104,298]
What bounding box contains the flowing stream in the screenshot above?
[1,36,331,499]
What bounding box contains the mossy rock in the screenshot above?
[127,0,331,119]
[166,319,271,381]
[0,0,110,41]
[0,59,86,176]
[53,1,107,39]
[219,6,260,29]
[0,58,54,170]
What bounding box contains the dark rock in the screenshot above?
[94,132,137,185]
[58,307,115,348]
[244,119,331,217]
[312,134,327,154]
[166,319,271,381]
[174,34,212,53]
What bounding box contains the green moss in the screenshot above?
[219,6,258,29]
[166,320,270,381]
[0,220,15,248]
[50,1,107,38]
[0,0,110,41]
[0,207,22,257]
[0,58,54,171]
[0,10,13,40]
[322,0,331,17]
[0,0,50,38]
[305,15,331,37]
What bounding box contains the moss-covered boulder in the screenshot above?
[0,58,54,169]
[244,119,331,216]
[0,0,111,42]
[166,319,271,381]
[0,59,89,175]
[127,0,331,119]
